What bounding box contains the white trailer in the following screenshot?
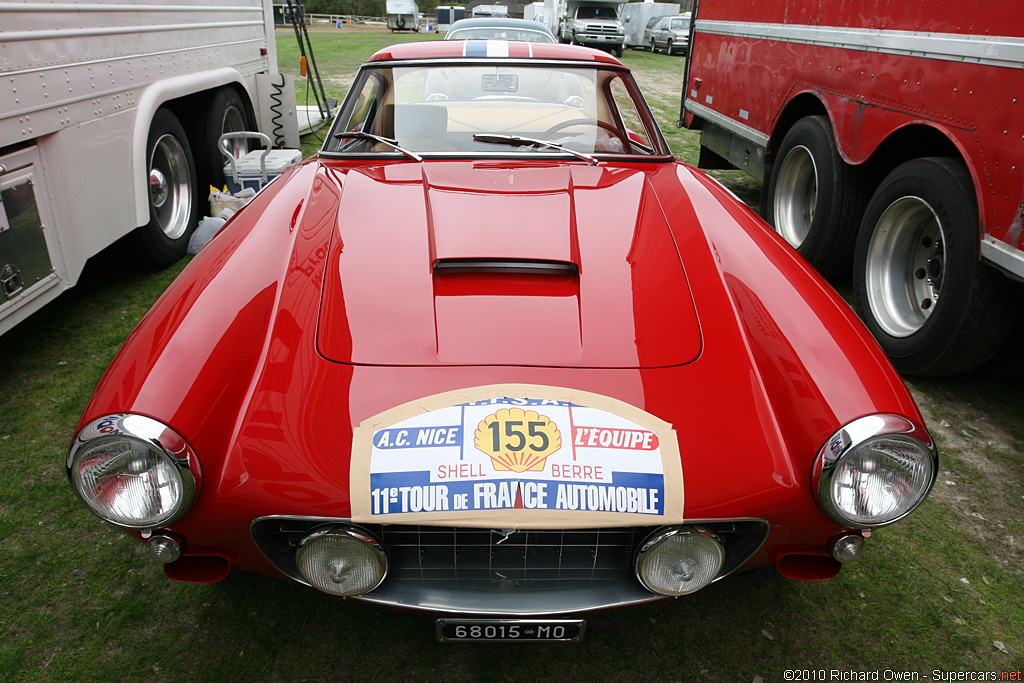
[523,2,545,23]
[0,0,299,336]
[387,0,420,31]
[544,0,627,56]
[472,4,509,17]
[619,1,679,48]
[436,5,466,31]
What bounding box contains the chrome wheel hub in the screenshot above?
[773,144,817,248]
[222,105,248,159]
[149,168,168,208]
[865,196,944,338]
[148,134,192,240]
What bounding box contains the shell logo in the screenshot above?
[473,407,562,473]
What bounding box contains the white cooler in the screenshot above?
[220,132,302,193]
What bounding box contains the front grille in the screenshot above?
[583,23,618,34]
[376,526,644,591]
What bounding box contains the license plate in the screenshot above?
[436,618,585,642]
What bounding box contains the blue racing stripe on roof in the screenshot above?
[465,40,488,57]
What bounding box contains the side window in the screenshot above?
[345,75,383,133]
[329,71,390,152]
[607,76,651,152]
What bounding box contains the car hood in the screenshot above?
[317,162,701,368]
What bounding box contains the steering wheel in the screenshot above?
[543,118,631,152]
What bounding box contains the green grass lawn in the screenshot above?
[1,27,1022,683]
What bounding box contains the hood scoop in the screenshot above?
[426,164,582,270]
[317,163,701,368]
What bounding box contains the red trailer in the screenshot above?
[680,0,1024,375]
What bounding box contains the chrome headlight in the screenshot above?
[635,526,725,596]
[67,414,198,529]
[813,414,937,528]
[296,525,388,597]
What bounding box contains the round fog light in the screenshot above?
[831,534,865,563]
[296,525,387,597]
[636,527,725,596]
[147,534,183,563]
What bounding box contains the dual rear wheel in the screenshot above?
[852,158,1014,376]
[137,88,255,266]
[767,116,1015,375]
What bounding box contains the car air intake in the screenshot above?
[432,258,579,276]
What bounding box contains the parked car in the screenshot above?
[641,15,662,47]
[67,40,937,642]
[444,17,556,42]
[648,12,690,54]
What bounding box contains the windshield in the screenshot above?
[323,61,668,158]
[671,18,689,30]
[576,5,617,20]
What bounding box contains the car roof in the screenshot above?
[446,27,556,42]
[366,39,624,64]
[447,17,554,35]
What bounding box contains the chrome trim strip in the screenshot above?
[694,20,1024,70]
[359,582,663,616]
[684,99,770,148]
[981,236,1024,281]
[318,150,673,162]
[0,3,263,13]
[2,20,265,43]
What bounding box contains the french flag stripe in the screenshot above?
[486,40,510,57]
[463,40,510,57]
[464,40,488,57]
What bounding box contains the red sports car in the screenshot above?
[67,41,937,642]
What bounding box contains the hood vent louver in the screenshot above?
[433,258,579,276]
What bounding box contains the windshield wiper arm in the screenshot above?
[473,133,598,166]
[332,132,422,162]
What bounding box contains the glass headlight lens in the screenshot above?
[68,415,198,529]
[635,527,724,597]
[296,525,388,597]
[815,415,936,528]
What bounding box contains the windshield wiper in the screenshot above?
[473,134,599,166]
[332,131,422,162]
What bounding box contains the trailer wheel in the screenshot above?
[195,86,255,190]
[852,157,1013,375]
[766,115,863,279]
[138,109,197,266]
